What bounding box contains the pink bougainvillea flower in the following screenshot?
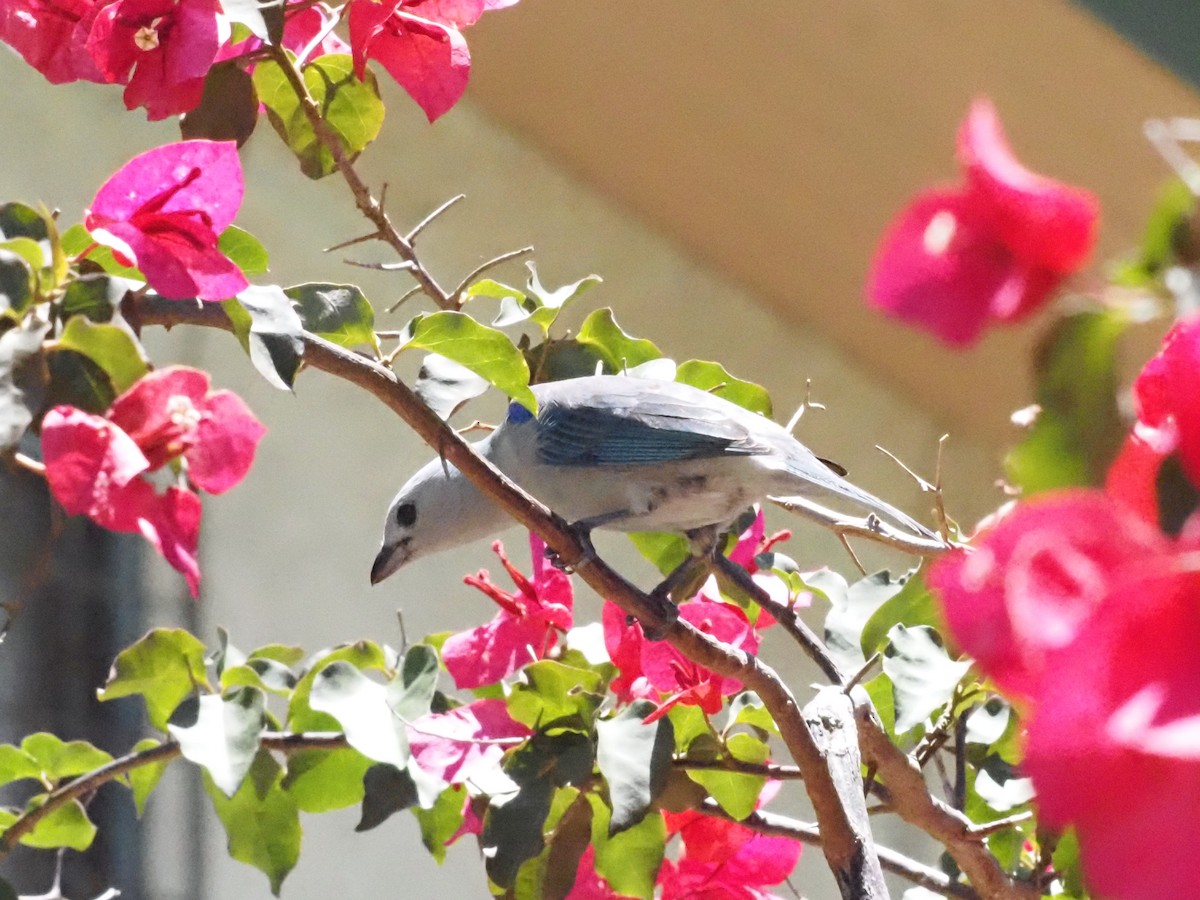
[85,140,247,301]
[605,598,761,722]
[867,98,1098,347]
[40,366,264,596]
[1020,559,1200,900]
[106,365,264,493]
[0,0,106,83]
[928,491,1166,701]
[348,0,516,122]
[659,783,801,900]
[699,508,795,627]
[1107,315,1200,521]
[83,0,222,118]
[442,534,573,689]
[408,698,530,784]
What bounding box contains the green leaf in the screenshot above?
[413,786,467,863]
[507,659,604,730]
[62,224,145,283]
[725,692,779,736]
[492,264,601,335]
[575,308,661,372]
[1005,309,1128,494]
[822,569,909,675]
[882,625,972,733]
[971,754,1034,813]
[20,733,113,781]
[221,658,296,696]
[282,747,371,813]
[204,749,300,895]
[391,644,439,723]
[254,53,384,179]
[218,226,269,275]
[247,643,305,667]
[483,737,582,888]
[0,745,40,787]
[180,61,258,146]
[859,566,937,659]
[596,700,673,834]
[688,766,764,821]
[587,793,665,899]
[169,688,266,797]
[226,285,305,391]
[0,248,32,314]
[1051,828,1086,897]
[128,738,170,817]
[414,353,490,420]
[44,347,115,413]
[12,797,96,850]
[0,315,49,450]
[467,278,525,309]
[400,310,535,411]
[285,282,378,353]
[667,704,711,753]
[1112,179,1196,286]
[627,530,691,577]
[675,360,772,417]
[964,697,1011,747]
[308,661,409,768]
[287,641,390,732]
[355,762,421,831]
[98,628,211,731]
[60,264,134,321]
[536,789,594,900]
[58,315,148,394]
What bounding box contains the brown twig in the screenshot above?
[450,246,535,306]
[673,758,803,780]
[264,45,453,309]
[768,495,954,557]
[0,732,351,858]
[852,689,1040,900]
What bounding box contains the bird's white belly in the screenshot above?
[508,457,768,533]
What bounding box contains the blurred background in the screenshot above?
[2,1,1200,897]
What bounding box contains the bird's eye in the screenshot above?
[394,502,417,528]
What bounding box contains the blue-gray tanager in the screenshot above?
[371,374,936,584]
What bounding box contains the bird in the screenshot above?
[371,374,939,586]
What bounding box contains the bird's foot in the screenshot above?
[546,520,599,573]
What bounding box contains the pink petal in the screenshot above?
[639,600,757,697]
[41,406,151,527]
[408,698,529,783]
[350,4,470,122]
[408,0,486,27]
[442,607,557,689]
[1022,562,1200,900]
[1134,315,1200,487]
[957,97,1098,273]
[866,188,1040,347]
[928,492,1167,700]
[188,389,266,494]
[281,3,350,57]
[136,484,202,596]
[88,140,244,234]
[108,366,211,469]
[0,0,104,83]
[1105,433,1165,525]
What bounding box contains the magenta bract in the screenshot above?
[867,98,1098,347]
[40,366,264,597]
[85,140,248,301]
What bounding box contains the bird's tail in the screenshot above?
[773,456,940,542]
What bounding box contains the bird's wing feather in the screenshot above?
[528,379,770,467]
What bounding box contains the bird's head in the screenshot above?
[370,453,507,585]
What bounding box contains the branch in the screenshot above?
[131,296,887,899]
[699,800,980,899]
[852,690,1039,900]
[768,495,955,557]
[0,733,349,859]
[265,45,452,309]
[673,758,803,780]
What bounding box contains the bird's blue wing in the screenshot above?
[521,378,771,467]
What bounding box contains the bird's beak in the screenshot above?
[370,542,406,585]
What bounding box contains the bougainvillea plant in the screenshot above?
[1,1,1198,898]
